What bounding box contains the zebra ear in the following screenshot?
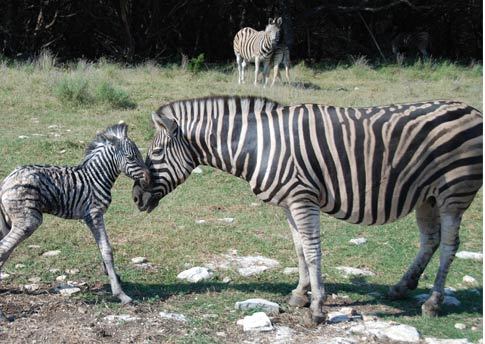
[276,17,282,27]
[151,111,177,135]
[268,18,274,24]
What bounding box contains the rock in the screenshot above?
[131,257,148,264]
[0,272,10,279]
[235,298,280,315]
[133,262,156,270]
[15,264,26,269]
[56,275,67,282]
[67,280,87,287]
[191,167,203,174]
[283,267,299,275]
[215,332,225,337]
[272,326,294,343]
[415,293,461,306]
[424,337,472,344]
[462,275,477,285]
[177,267,213,283]
[351,321,420,343]
[349,237,367,245]
[159,311,187,322]
[250,202,260,207]
[327,338,358,344]
[104,314,140,323]
[362,314,378,321]
[455,251,483,261]
[237,312,273,332]
[238,266,269,276]
[42,250,61,257]
[195,219,206,224]
[28,277,41,283]
[27,245,41,249]
[454,323,466,330]
[327,312,351,324]
[222,277,231,283]
[23,284,40,292]
[235,255,279,276]
[18,135,29,139]
[218,217,234,224]
[65,268,80,275]
[336,266,375,277]
[58,286,81,296]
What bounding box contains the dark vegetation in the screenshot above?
[0,0,482,63]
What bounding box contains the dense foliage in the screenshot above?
[0,0,482,63]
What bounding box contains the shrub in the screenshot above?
[95,80,136,109]
[55,75,92,105]
[187,53,205,73]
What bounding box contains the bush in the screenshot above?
[187,53,205,73]
[95,81,136,109]
[55,75,92,105]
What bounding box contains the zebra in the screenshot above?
[269,44,291,87]
[233,17,283,86]
[131,96,482,324]
[391,32,430,60]
[0,123,150,320]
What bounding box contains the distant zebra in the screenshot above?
[269,44,290,86]
[0,123,150,320]
[392,31,430,59]
[233,17,283,86]
[132,96,482,323]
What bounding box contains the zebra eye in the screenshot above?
[152,147,163,155]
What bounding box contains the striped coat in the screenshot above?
[133,96,482,323]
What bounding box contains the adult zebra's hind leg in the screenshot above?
[288,203,326,324]
[286,210,310,307]
[389,198,440,300]
[236,54,243,84]
[422,211,463,317]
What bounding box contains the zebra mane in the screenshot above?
[84,123,128,160]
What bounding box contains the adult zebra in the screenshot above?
[234,17,282,86]
[0,123,150,320]
[392,32,430,60]
[132,96,482,324]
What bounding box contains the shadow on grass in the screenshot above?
[104,279,483,318]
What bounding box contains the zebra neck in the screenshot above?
[80,149,120,190]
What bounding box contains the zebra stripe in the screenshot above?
[234,17,283,86]
[0,123,150,319]
[133,96,482,322]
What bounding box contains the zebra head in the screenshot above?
[132,108,196,213]
[265,17,283,47]
[102,123,151,186]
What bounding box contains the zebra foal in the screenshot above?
[132,96,482,324]
[233,17,282,86]
[0,123,150,320]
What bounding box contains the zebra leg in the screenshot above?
[288,203,326,324]
[254,57,260,85]
[271,65,280,87]
[284,64,290,83]
[389,199,440,299]
[262,61,270,87]
[236,54,243,84]
[0,211,42,321]
[286,210,310,307]
[85,213,132,305]
[422,211,462,317]
[241,59,247,84]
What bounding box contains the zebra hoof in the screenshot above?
[422,300,440,317]
[288,293,310,307]
[388,284,409,300]
[119,294,133,305]
[303,309,326,326]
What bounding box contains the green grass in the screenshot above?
[0,57,482,342]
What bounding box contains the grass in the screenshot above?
[0,56,482,342]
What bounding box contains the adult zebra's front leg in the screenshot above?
[288,202,326,324]
[84,213,132,305]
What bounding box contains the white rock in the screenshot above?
[215,332,225,337]
[67,280,87,287]
[18,135,29,139]
[28,277,41,283]
[56,275,67,282]
[283,267,299,275]
[222,276,231,283]
[454,323,466,330]
[238,266,270,277]
[23,284,40,292]
[336,266,375,277]
[131,257,148,264]
[0,272,10,279]
[15,264,26,269]
[58,286,81,296]
[65,268,80,275]
[195,219,206,224]
[250,202,260,207]
[349,237,367,245]
[159,311,187,322]
[27,245,41,249]
[49,268,60,273]
[218,217,234,224]
[444,287,456,295]
[456,251,483,261]
[237,312,273,332]
[327,312,350,324]
[191,167,203,174]
[339,307,357,316]
[177,267,213,283]
[351,321,420,343]
[462,275,477,285]
[424,337,472,344]
[104,314,140,323]
[235,298,280,315]
[327,338,358,344]
[42,250,61,257]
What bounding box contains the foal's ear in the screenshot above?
[268,18,274,25]
[151,109,178,136]
[276,17,283,27]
